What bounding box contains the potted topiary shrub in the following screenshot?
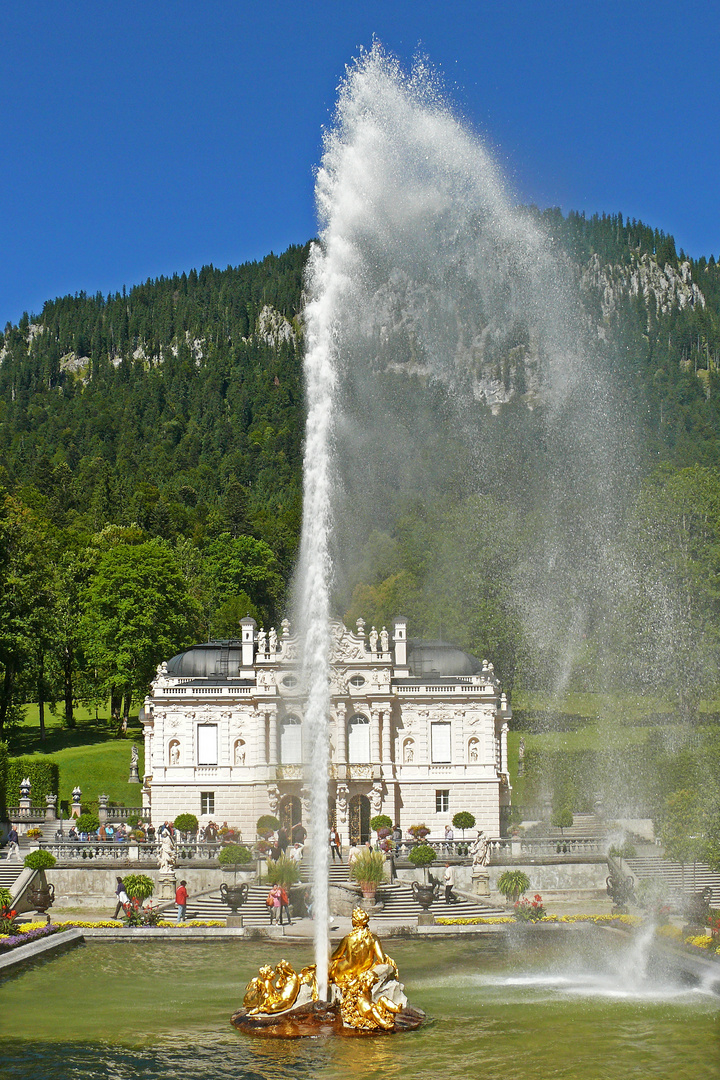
[350,849,385,899]
[256,814,280,839]
[218,843,253,911]
[174,813,199,841]
[75,813,100,835]
[497,870,530,906]
[370,814,393,840]
[408,843,437,907]
[452,811,476,839]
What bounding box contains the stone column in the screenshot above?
[500,721,509,776]
[370,709,381,764]
[268,709,279,766]
[336,702,347,764]
[381,710,392,763]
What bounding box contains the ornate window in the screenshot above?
[349,674,365,688]
[431,722,451,763]
[280,715,302,764]
[348,713,370,763]
[197,724,218,765]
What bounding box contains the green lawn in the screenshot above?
[5,702,144,810]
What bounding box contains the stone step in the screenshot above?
[625,856,720,905]
[170,880,503,925]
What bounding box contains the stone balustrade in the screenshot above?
[487,836,607,859]
[36,840,225,863]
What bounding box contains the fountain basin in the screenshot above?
[231,999,425,1037]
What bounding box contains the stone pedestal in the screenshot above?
[417,912,434,926]
[226,915,244,928]
[472,871,490,897]
[128,763,140,784]
[159,873,176,901]
[44,795,57,822]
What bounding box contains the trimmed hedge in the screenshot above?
[0,742,7,814]
[7,756,59,805]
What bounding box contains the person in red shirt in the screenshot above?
[175,880,189,923]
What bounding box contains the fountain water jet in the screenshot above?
[296,41,639,996]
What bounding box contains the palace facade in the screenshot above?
[140,617,511,845]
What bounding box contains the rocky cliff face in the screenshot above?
[581,252,705,321]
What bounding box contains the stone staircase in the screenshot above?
[169,860,503,925]
[625,855,720,906]
[0,860,25,894]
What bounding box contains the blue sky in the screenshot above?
[2,1,718,329]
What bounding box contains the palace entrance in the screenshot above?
[349,794,371,845]
[279,795,303,842]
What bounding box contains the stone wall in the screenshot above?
[45,866,255,911]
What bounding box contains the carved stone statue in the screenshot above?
[131,744,139,766]
[471,830,489,868]
[469,739,479,763]
[380,626,389,653]
[257,628,267,654]
[234,741,246,765]
[403,740,414,763]
[369,626,378,653]
[158,831,176,873]
[269,627,278,654]
[169,741,180,765]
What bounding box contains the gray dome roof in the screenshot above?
[166,641,245,679]
[406,639,482,678]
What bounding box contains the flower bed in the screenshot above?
[0,924,60,951]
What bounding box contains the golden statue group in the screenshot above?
[232,908,424,1037]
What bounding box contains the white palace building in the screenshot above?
[140,617,512,845]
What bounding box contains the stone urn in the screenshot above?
[411,880,438,911]
[220,881,249,914]
[27,881,55,916]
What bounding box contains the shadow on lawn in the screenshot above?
[6,715,143,756]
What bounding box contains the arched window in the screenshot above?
[280,715,302,764]
[348,713,370,763]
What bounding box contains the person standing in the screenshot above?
[443,863,455,904]
[267,884,281,924]
[329,827,341,863]
[278,884,291,926]
[175,879,189,923]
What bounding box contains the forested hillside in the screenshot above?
[2,213,720,738]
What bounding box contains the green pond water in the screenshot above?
[0,931,718,1079]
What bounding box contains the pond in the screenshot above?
[1,931,718,1079]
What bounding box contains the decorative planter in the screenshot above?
[220,882,249,913]
[27,882,55,915]
[411,881,438,910]
[360,882,377,900]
